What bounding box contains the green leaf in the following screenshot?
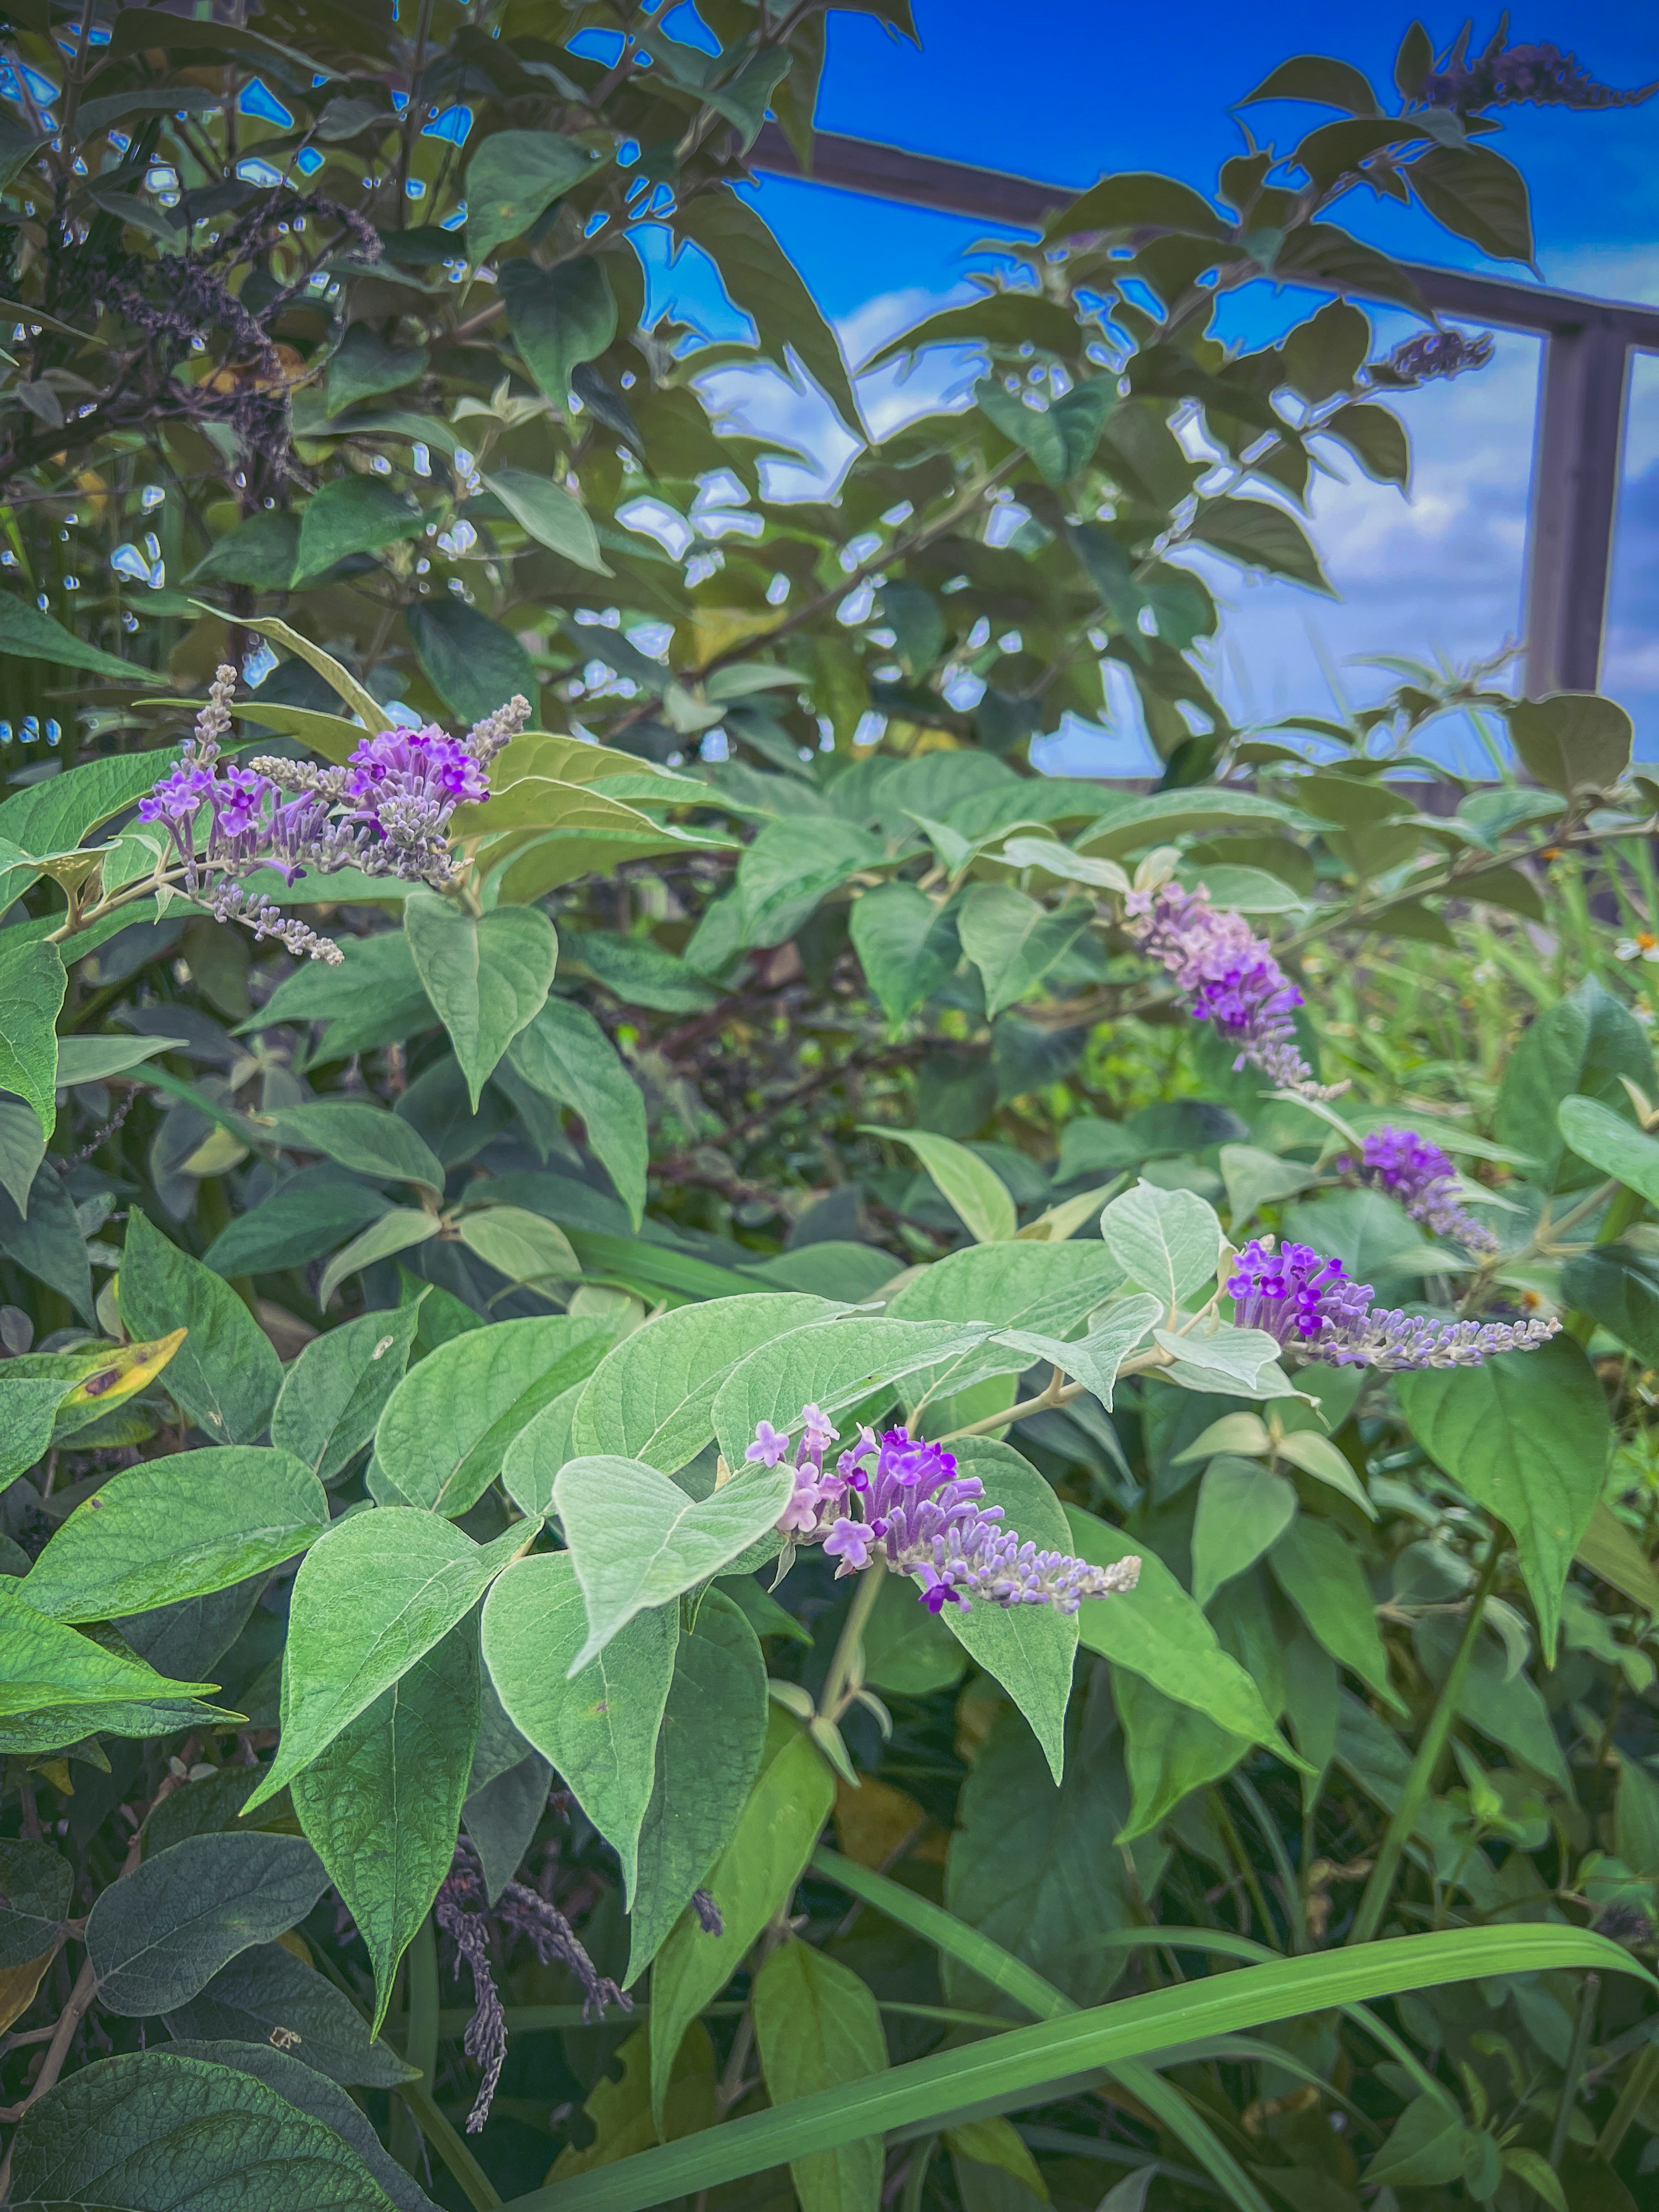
[647,1724,836,2132]
[1064,1506,1301,1761]
[376,1313,613,1518]
[271,1303,423,1483]
[0,1376,66,1487]
[467,130,603,264]
[850,881,962,1025]
[488,466,611,575]
[1494,976,1652,1192]
[0,1094,45,1213]
[958,884,1090,1018]
[291,1620,480,2034]
[405,893,556,1107]
[0,1837,70,1970]
[710,1318,997,1465]
[1365,2091,1469,2187]
[9,2047,400,2209]
[0,930,64,1136]
[625,1590,769,1983]
[1113,1667,1250,1841]
[188,506,301,588]
[319,1209,442,1312]
[674,185,863,434]
[324,321,429,417]
[501,253,617,406]
[480,1551,675,1897]
[263,1099,443,1196]
[1397,1336,1611,1664]
[519,1924,1643,2212]
[407,597,540,726]
[1238,54,1381,111]
[753,1941,887,2212]
[455,1202,579,1286]
[1508,693,1633,795]
[292,476,424,584]
[243,1514,531,1812]
[0,1580,216,1719]
[1043,171,1226,241]
[87,1831,328,2015]
[942,1441,1078,1782]
[162,1950,419,2091]
[1099,1181,1223,1308]
[254,927,435,1058]
[1558,1093,1659,1202]
[1408,141,1533,264]
[1191,1458,1297,1608]
[118,1208,283,1444]
[0,587,142,681]
[1188,497,1334,594]
[219,612,392,734]
[571,1293,843,1473]
[204,1179,394,1280]
[1561,1242,1659,1365]
[993,1296,1168,1412]
[21,1446,327,1623]
[507,994,647,1226]
[734,817,886,948]
[867,1125,1017,1243]
[553,1453,793,1669]
[1268,1513,1400,1708]
[0,1156,92,1321]
[1322,398,1409,486]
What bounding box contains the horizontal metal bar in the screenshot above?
[750,125,1659,350]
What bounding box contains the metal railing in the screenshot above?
[752,125,1659,700]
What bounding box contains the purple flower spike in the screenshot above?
[1124,882,1344,1100]
[761,1408,1142,1617]
[1340,1126,1499,1254]
[1227,1234,1559,1370]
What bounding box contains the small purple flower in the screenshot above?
[345,722,489,808]
[1340,1126,1499,1254]
[763,1411,1141,1616]
[1227,1234,1560,1370]
[1125,882,1343,1100]
[746,1420,791,1468]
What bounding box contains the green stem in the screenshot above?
[1348,1537,1503,1946]
[819,1566,884,1723]
[1549,1972,1599,2171]
[391,1915,441,2174]
[397,2079,503,2212]
[900,2135,938,2212]
[1595,2037,1659,2161]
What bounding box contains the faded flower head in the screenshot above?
[1340,1125,1499,1253]
[1227,1236,1560,1371]
[1380,328,1494,387]
[757,1409,1141,1616]
[1421,32,1654,115]
[1124,881,1344,1100]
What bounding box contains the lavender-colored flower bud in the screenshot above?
[1340,1126,1498,1253]
[1124,882,1343,1100]
[465,693,532,766]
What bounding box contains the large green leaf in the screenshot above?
[87,1832,329,2015]
[646,1724,836,2132]
[466,128,603,264]
[1494,976,1653,1192]
[270,1302,423,1483]
[0,587,140,680]
[488,466,611,576]
[0,1581,216,1719]
[624,1589,767,1984]
[1557,1094,1659,1205]
[118,1208,283,1445]
[552,1453,793,1669]
[867,1126,1017,1245]
[849,881,961,1025]
[1099,1180,1223,1309]
[753,1941,886,2212]
[0,1375,67,1488]
[253,928,435,1059]
[507,994,648,1225]
[1269,1512,1400,1708]
[20,1446,327,1622]
[480,1551,675,1897]
[0,1156,94,1321]
[404,893,557,1107]
[407,597,540,726]
[9,2048,398,2209]
[162,1948,419,2091]
[509,1925,1644,2212]
[501,252,617,403]
[0,928,64,1135]
[1189,1457,1296,1610]
[710,1318,997,1465]
[958,884,1090,1018]
[941,1440,1078,1783]
[291,1619,480,2033]
[375,1313,613,1518]
[1397,1335,1611,1663]
[292,475,423,583]
[243,1514,531,1812]
[570,1293,844,1473]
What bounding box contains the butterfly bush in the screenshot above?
[1124,880,1344,1100]
[749,1408,1141,1615]
[1340,1125,1500,1253]
[1227,1238,1558,1371]
[137,664,528,961]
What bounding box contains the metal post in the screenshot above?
[1523,320,1633,698]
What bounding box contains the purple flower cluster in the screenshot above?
[1124,881,1343,1100]
[1381,328,1494,387]
[1340,1126,1499,1253]
[1227,1237,1558,1370]
[749,1407,1141,1616]
[1421,36,1653,115]
[137,665,530,960]
[435,1843,630,2133]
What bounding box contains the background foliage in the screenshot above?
[3,7,1659,2212]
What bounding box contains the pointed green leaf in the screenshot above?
[118,1208,283,1444]
[404,894,557,1107]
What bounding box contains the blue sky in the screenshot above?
[701,6,1659,762]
